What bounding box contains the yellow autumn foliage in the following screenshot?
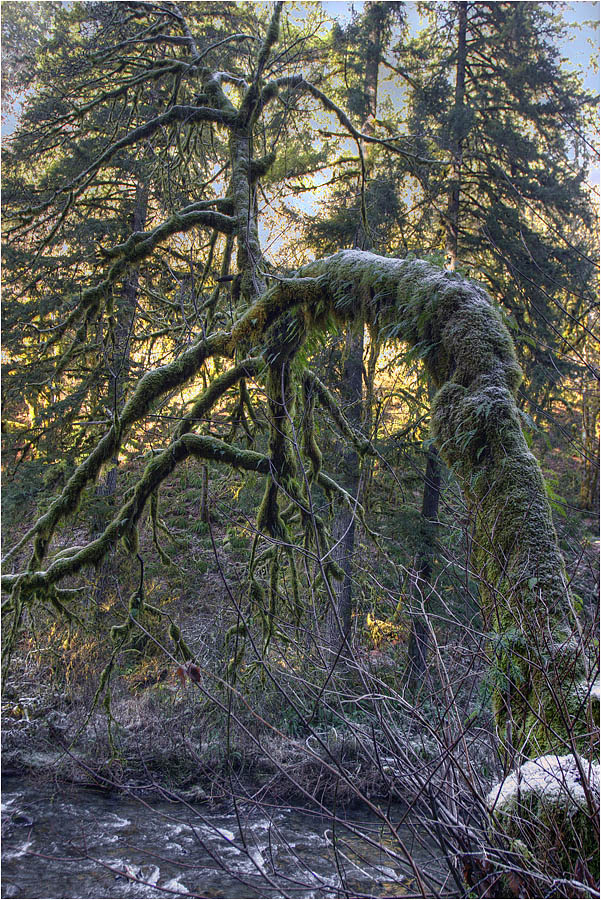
[365,612,407,650]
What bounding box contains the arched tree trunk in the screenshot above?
[4,248,597,882]
[6,238,599,900]
[231,248,592,760]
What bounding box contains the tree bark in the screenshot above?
[329,1,386,654]
[407,443,441,687]
[579,316,600,510]
[330,329,364,648]
[445,1,467,271]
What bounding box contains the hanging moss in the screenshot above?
[121,524,139,555]
[285,548,302,626]
[303,368,371,456]
[224,622,247,684]
[264,552,280,655]
[169,621,195,663]
[4,248,591,764]
[301,374,322,481]
[1,579,24,686]
[149,491,174,566]
[256,361,299,543]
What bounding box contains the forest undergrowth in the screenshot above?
[3,423,598,801]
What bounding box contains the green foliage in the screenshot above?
[544,471,568,518]
[398,1,598,409]
[224,526,250,551]
[1,459,47,530]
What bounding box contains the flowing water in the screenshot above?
[2,777,445,899]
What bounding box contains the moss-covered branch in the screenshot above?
[1,433,270,596]
[99,199,235,261]
[4,248,590,758]
[2,332,229,567]
[2,358,269,595]
[224,249,589,756]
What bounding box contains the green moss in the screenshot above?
[5,248,588,767]
[303,368,371,456]
[181,434,269,473]
[301,375,322,480]
[5,333,229,572]
[249,151,276,181]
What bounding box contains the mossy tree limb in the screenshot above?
[227,249,590,757]
[2,433,270,597]
[4,249,591,760]
[3,332,230,568]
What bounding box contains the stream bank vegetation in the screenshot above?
[2,2,599,897]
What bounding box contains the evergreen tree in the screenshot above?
[397,1,599,406]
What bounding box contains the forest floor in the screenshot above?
[2,431,598,808]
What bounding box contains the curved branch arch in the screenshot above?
[2,250,589,757]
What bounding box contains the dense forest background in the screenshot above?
[1,2,599,898]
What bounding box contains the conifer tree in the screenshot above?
[399,1,599,406]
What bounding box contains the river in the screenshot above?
[2,777,446,898]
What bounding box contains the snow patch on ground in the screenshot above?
[162,876,189,894]
[488,754,600,811]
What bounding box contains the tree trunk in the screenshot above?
[328,1,385,654]
[445,1,467,271]
[282,249,591,759]
[360,331,380,514]
[407,443,441,688]
[92,183,148,609]
[579,318,600,510]
[330,328,364,649]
